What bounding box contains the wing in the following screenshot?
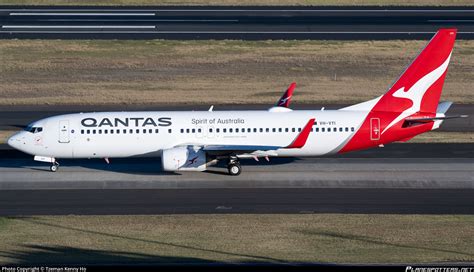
[203,118,315,155]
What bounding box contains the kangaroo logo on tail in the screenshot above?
[382,52,452,134]
[339,29,457,153]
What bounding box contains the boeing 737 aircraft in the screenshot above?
[8,29,465,175]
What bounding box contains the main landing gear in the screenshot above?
[50,161,60,172]
[227,158,241,176]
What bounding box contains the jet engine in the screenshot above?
[161,146,212,172]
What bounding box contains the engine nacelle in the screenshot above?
[161,146,209,172]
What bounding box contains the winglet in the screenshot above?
[276,82,296,108]
[286,118,315,149]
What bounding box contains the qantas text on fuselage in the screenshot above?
[8,29,466,175]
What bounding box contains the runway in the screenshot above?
[0,103,472,215]
[1,6,474,39]
[0,188,472,215]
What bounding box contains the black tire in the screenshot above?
[227,162,241,176]
[50,165,58,172]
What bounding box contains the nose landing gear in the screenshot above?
[34,156,59,172]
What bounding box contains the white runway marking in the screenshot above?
[9,12,156,16]
[1,31,474,34]
[44,19,239,22]
[1,25,157,29]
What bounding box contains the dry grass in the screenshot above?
[0,214,472,265]
[0,0,472,6]
[408,132,474,143]
[0,40,473,106]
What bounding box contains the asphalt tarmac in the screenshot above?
[0,149,472,215]
[1,6,473,39]
[0,104,472,215]
[0,188,472,215]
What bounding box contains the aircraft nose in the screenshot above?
[7,132,22,149]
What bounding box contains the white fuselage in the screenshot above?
[8,109,368,159]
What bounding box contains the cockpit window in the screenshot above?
[24,126,43,133]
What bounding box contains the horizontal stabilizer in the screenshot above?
[404,115,468,125]
[437,101,453,114]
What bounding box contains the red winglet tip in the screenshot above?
[277,82,297,107]
[286,118,315,149]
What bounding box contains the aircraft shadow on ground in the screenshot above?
[17,157,300,176]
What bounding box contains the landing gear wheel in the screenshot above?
[227,162,241,176]
[50,161,59,172]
